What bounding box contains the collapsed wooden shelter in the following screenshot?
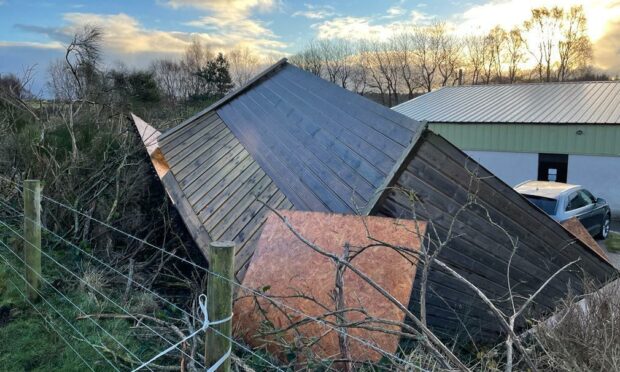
[132,59,617,344]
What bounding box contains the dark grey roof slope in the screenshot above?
[394,81,620,124]
[217,63,422,213]
[155,60,423,278]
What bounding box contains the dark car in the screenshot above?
[515,181,611,239]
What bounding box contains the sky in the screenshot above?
[1,0,620,94]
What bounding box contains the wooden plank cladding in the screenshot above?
[134,59,617,347]
[158,111,294,281]
[374,131,617,341]
[216,63,423,214]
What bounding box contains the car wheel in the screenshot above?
[597,214,611,240]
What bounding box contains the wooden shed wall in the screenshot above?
[158,111,293,280]
[374,131,617,342]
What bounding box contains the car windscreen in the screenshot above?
[524,195,558,215]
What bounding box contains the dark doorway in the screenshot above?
[538,153,568,183]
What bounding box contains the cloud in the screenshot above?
[10,9,287,69]
[454,0,620,74]
[386,6,405,18]
[0,41,63,49]
[313,8,433,41]
[164,0,285,55]
[293,4,336,20]
[164,0,275,14]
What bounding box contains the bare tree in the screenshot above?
[394,31,421,99]
[557,5,592,81]
[151,59,184,102]
[348,49,369,96]
[317,39,354,89]
[464,35,486,85]
[506,27,526,83]
[228,47,261,88]
[525,7,563,82]
[180,37,213,98]
[411,23,446,92]
[289,40,323,77]
[437,31,462,87]
[359,40,389,105]
[64,25,103,96]
[487,26,508,83]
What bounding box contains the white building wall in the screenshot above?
[463,150,620,217]
[568,155,620,215]
[464,150,538,187]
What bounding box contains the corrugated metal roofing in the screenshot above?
[394,81,620,124]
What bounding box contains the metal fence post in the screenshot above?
[205,241,235,372]
[23,179,42,301]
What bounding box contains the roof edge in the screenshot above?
[363,122,429,215]
[159,57,288,142]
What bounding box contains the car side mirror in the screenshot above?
[596,197,606,204]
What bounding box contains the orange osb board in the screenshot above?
[233,210,426,363]
[561,217,608,261]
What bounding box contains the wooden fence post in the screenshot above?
[23,179,42,301]
[205,241,235,372]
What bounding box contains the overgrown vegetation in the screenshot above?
[0,6,618,370]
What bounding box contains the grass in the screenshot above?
[606,231,620,253]
[0,227,170,372]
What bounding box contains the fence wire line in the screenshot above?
[0,237,150,370]
[0,249,119,371]
[1,176,426,370]
[133,294,232,372]
[1,177,419,369]
[0,205,283,372]
[8,277,96,372]
[0,218,205,371]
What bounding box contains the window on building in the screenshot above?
[537,153,568,183]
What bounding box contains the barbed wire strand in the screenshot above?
[0,218,205,371]
[1,176,427,370]
[0,204,283,371]
[0,250,118,371]
[7,277,96,372]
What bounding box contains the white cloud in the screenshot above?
[9,9,287,68]
[293,4,336,20]
[164,0,275,13]
[314,8,433,41]
[163,0,285,55]
[0,41,63,49]
[386,5,405,18]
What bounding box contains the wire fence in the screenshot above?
[0,175,426,371]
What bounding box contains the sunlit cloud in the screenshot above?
[314,8,434,41]
[454,0,620,74]
[164,0,286,55]
[293,4,336,20]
